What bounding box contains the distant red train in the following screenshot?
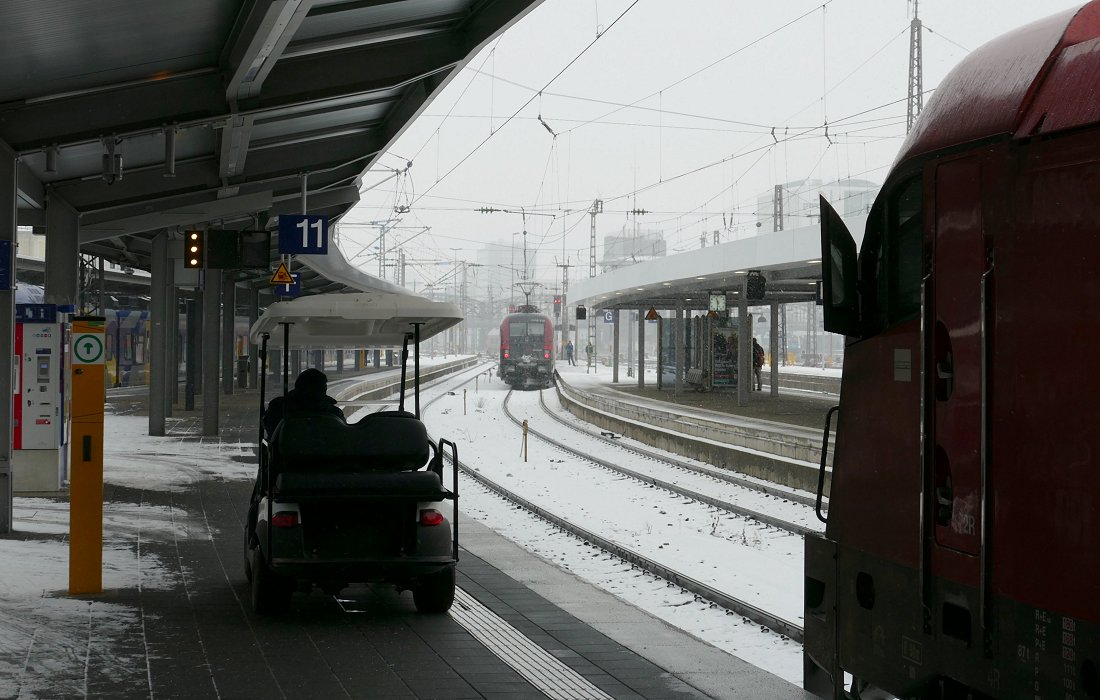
[806,3,1100,699]
[497,306,554,390]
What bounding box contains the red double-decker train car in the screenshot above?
[806,3,1100,698]
[498,305,554,390]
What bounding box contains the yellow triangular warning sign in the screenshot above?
[270,262,294,285]
[645,307,660,321]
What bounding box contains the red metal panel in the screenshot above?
[826,321,921,567]
[893,4,1085,167]
[992,131,1100,623]
[930,157,984,558]
[1016,36,1100,137]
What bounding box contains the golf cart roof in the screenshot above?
[250,292,463,347]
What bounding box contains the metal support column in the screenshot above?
[45,194,79,307]
[674,304,684,394]
[98,257,106,315]
[202,272,222,436]
[336,347,344,374]
[636,311,645,388]
[612,310,620,382]
[221,272,235,395]
[353,348,361,371]
[165,257,176,417]
[248,287,259,389]
[770,301,780,397]
[738,279,750,407]
[194,291,203,391]
[0,145,16,532]
[185,296,197,410]
[149,233,168,436]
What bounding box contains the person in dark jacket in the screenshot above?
[262,368,345,438]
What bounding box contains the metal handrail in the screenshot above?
[816,405,840,523]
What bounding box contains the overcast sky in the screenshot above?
[338,0,1084,298]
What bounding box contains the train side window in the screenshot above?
[869,175,923,330]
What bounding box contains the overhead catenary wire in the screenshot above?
[410,0,643,207]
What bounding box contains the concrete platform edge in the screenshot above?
[459,512,807,699]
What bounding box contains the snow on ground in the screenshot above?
[423,366,805,683]
[0,413,248,698]
[0,361,806,693]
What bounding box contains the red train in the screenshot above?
[497,305,554,390]
[807,3,1100,698]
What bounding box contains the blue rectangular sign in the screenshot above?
[0,240,11,291]
[278,215,329,255]
[16,304,58,323]
[275,273,301,298]
[603,310,616,323]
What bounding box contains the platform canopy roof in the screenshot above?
[3,0,541,297]
[251,291,462,346]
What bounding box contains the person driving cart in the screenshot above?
[262,368,345,438]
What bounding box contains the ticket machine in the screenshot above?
[14,303,70,491]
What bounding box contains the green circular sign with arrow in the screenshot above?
[73,333,104,364]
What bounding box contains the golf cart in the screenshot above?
[243,292,463,615]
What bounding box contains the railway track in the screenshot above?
[544,387,821,509]
[405,369,805,644]
[502,389,816,538]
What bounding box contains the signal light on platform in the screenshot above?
[184,230,205,268]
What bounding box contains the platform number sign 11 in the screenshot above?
[278,215,329,255]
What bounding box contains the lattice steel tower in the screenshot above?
[907,0,923,133]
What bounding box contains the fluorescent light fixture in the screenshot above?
[807,259,821,264]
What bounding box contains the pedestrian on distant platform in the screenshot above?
[565,340,576,366]
[752,338,765,391]
[585,341,594,366]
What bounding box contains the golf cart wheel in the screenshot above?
[250,547,292,614]
[413,566,456,614]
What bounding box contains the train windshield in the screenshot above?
[508,322,545,338]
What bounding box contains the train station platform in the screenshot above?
[554,364,840,495]
[0,367,809,699]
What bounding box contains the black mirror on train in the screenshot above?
[819,195,860,337]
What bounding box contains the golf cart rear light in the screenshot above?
[419,509,444,526]
[271,511,299,528]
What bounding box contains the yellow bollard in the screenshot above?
[475,375,479,393]
[70,317,106,595]
[522,419,528,462]
[463,389,467,415]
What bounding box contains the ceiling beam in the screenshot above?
[220,1,315,179]
[224,0,316,103]
[80,190,274,243]
[17,160,44,208]
[281,15,460,59]
[0,30,459,152]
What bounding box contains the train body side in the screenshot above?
[805,4,1100,697]
[498,312,554,389]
